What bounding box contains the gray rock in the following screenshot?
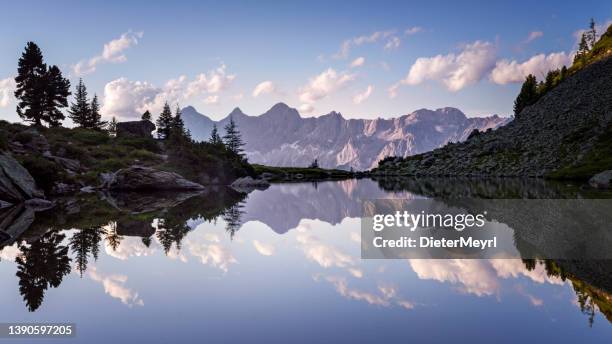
[24,198,54,210]
[0,153,44,203]
[116,120,156,138]
[589,170,612,189]
[102,166,205,191]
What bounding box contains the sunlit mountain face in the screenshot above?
[182,104,510,171]
[1,179,611,343]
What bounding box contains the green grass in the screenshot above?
[547,125,612,180]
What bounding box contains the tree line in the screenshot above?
[513,19,602,116]
[12,41,246,157]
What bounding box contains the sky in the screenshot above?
[0,0,611,124]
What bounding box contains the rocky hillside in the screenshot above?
[373,56,612,179]
[183,104,509,171]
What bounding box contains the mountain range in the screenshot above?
[182,103,510,170]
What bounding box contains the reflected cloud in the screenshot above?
[0,242,20,262]
[105,237,157,260]
[323,276,390,307]
[185,232,237,272]
[409,259,500,296]
[297,232,354,268]
[88,266,144,307]
[253,240,275,256]
[490,259,564,285]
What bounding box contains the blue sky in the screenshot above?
[0,0,610,123]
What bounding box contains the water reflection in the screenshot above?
[0,178,610,339]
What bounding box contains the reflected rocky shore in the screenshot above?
[0,178,610,326]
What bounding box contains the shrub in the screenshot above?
[115,136,161,153]
[14,131,34,144]
[19,156,65,192]
[71,128,110,145]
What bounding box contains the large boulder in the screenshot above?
[101,166,205,191]
[116,120,156,138]
[589,170,612,189]
[0,153,44,203]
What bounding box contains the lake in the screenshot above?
[0,178,611,343]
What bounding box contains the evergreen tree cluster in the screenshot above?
[68,79,106,130]
[155,102,191,141]
[514,19,608,116]
[14,42,70,127]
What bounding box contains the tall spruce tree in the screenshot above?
[156,102,174,139]
[42,65,70,127]
[141,110,152,121]
[223,117,244,155]
[69,79,90,127]
[14,42,48,126]
[587,18,597,49]
[513,74,539,116]
[209,123,222,145]
[89,94,106,130]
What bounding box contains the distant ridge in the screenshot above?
[182,103,510,170]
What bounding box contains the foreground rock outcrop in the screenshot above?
[0,153,44,203]
[101,166,205,191]
[374,57,612,178]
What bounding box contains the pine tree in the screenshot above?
[141,110,152,121]
[42,65,70,127]
[209,123,222,145]
[14,42,48,126]
[587,18,597,49]
[89,94,106,130]
[108,116,118,136]
[223,117,245,155]
[513,74,539,116]
[69,79,90,127]
[156,102,174,139]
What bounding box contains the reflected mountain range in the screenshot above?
[0,178,610,326]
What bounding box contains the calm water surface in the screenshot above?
[0,178,610,343]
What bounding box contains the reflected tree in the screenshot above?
[104,222,123,252]
[155,218,191,254]
[69,227,104,276]
[15,230,71,312]
[223,203,244,239]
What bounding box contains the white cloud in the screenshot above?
[299,103,314,114]
[100,77,162,120]
[187,64,235,96]
[573,19,612,45]
[100,63,235,119]
[73,31,143,75]
[384,36,401,50]
[398,40,496,92]
[252,81,276,97]
[405,26,423,36]
[353,85,373,104]
[298,68,355,104]
[253,240,275,256]
[203,95,219,104]
[100,75,187,120]
[387,83,400,98]
[525,31,543,43]
[0,77,16,107]
[350,57,365,68]
[334,30,395,59]
[88,266,144,307]
[490,52,572,84]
